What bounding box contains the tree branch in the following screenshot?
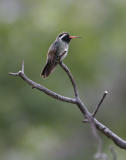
[9,61,126,150]
[94,118,126,149]
[9,61,76,104]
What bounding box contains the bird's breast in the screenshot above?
[58,42,68,53]
[58,42,68,60]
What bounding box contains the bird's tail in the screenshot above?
[41,62,57,78]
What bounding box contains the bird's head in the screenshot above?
[57,32,80,43]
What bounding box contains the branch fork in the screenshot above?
[9,60,126,151]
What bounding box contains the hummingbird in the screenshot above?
[41,32,80,78]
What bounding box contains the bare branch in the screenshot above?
[76,98,126,149]
[9,61,126,150]
[9,62,76,104]
[94,118,126,149]
[59,61,79,98]
[9,71,21,76]
[92,91,108,117]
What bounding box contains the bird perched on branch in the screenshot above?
[41,32,80,78]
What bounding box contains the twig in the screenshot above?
[59,61,79,98]
[9,61,126,149]
[92,91,108,118]
[22,60,24,73]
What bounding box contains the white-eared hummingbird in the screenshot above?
[41,32,80,78]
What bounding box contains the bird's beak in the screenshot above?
[69,35,80,39]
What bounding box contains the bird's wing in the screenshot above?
[47,41,59,64]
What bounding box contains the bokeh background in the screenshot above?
[0,0,126,159]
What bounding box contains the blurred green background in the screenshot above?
[0,0,126,159]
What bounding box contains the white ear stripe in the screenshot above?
[59,34,67,40]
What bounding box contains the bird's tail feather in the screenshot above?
[41,62,57,78]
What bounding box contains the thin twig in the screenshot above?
[59,61,79,98]
[9,71,21,76]
[22,60,24,73]
[92,91,108,118]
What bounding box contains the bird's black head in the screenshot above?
[58,32,71,43]
[58,32,80,43]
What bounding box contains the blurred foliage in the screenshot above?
[0,0,126,159]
